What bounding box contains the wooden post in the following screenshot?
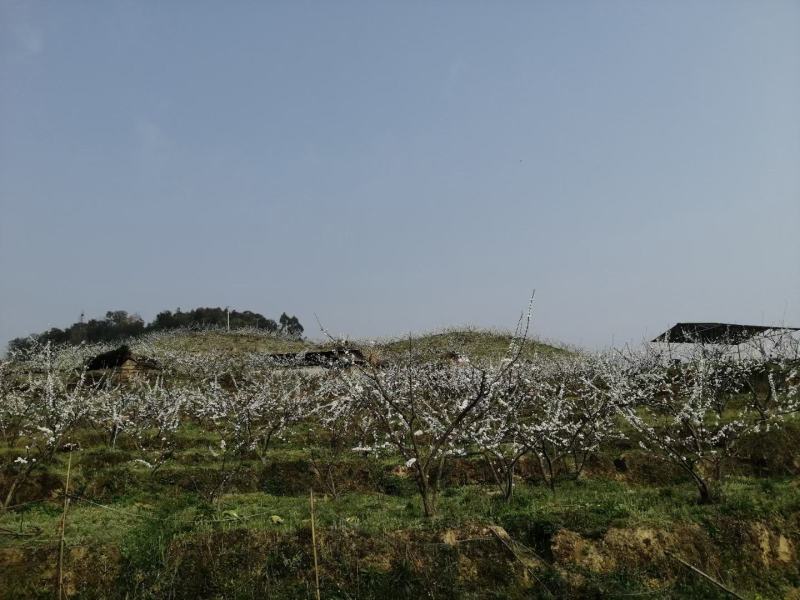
[310,490,321,600]
[57,450,73,600]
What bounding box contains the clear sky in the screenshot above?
[1,1,799,349]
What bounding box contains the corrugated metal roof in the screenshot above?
[651,322,799,344]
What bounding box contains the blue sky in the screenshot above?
[1,1,799,349]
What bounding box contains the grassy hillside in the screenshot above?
[4,329,798,599]
[145,327,567,363]
[150,329,315,355]
[375,328,569,362]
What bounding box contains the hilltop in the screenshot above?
[375,328,569,362]
[7,307,305,353]
[149,328,314,355]
[144,327,568,363]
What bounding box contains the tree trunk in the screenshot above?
[540,446,556,493]
[693,474,714,504]
[1,465,33,512]
[415,466,436,517]
[503,465,514,502]
[2,478,21,512]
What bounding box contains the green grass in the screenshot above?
[3,469,797,598]
[376,328,569,362]
[146,327,569,364]
[6,474,796,548]
[150,329,314,354]
[2,418,799,598]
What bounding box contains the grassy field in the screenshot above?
[1,330,798,599]
[2,422,799,598]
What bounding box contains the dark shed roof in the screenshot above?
[651,322,799,344]
[86,345,159,370]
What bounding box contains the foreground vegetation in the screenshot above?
[1,327,798,598]
[1,428,798,599]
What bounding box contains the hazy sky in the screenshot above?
[1,1,799,349]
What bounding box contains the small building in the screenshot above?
[651,322,799,345]
[269,347,365,369]
[86,345,160,378]
[651,322,800,362]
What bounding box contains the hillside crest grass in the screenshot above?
[147,326,569,363]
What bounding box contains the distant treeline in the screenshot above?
[8,307,304,351]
